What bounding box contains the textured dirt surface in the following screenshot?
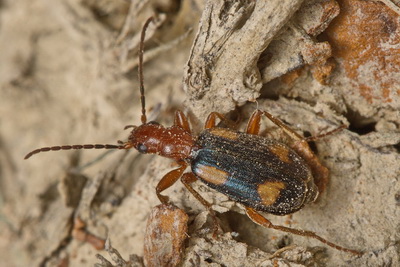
[1,0,399,267]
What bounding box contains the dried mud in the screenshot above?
[0,1,399,266]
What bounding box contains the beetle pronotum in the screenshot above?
[25,17,362,256]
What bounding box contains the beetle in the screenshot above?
[25,17,362,256]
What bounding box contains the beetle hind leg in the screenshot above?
[245,207,363,256]
[181,173,221,237]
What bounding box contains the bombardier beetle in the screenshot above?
[25,17,362,256]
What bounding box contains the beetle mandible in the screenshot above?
[25,17,362,256]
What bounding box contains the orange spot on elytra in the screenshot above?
[209,128,238,140]
[269,144,291,163]
[257,181,286,206]
[195,164,229,185]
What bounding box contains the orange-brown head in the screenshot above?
[124,122,195,162]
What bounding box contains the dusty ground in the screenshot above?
[0,0,399,266]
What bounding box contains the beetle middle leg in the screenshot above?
[205,112,238,129]
[245,207,363,256]
[246,110,329,194]
[181,173,221,236]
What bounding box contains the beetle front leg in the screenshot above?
[245,207,363,256]
[181,173,221,236]
[156,163,187,204]
[174,110,191,132]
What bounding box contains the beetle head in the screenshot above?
[123,121,195,161]
[123,121,166,154]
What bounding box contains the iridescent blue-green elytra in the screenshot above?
[191,127,318,215]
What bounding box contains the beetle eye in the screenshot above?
[137,143,148,153]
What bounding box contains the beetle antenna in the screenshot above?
[138,17,154,124]
[24,144,126,160]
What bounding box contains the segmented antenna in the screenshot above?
[139,17,154,124]
[24,144,124,159]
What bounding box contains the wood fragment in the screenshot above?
[184,0,306,120]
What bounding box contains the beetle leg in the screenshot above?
[205,112,237,129]
[259,110,303,140]
[259,110,329,194]
[245,207,363,256]
[156,163,187,204]
[181,173,221,237]
[246,110,262,134]
[301,124,347,143]
[174,110,191,132]
[205,112,222,129]
[289,125,346,194]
